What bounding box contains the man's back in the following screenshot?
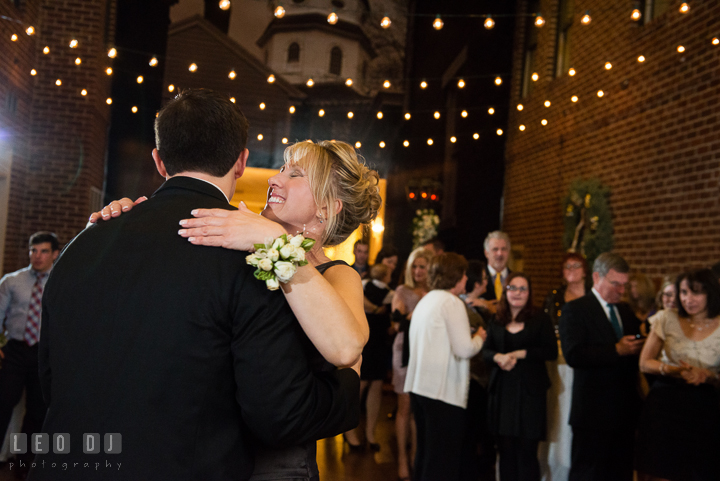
[35,177,358,480]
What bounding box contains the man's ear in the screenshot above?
[152,149,168,178]
[234,148,249,179]
[592,271,600,285]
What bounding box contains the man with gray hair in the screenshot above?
[480,231,511,312]
[559,252,644,481]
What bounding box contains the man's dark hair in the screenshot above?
[154,89,249,177]
[465,259,487,293]
[353,239,369,250]
[423,236,445,252]
[29,232,59,252]
[676,269,720,319]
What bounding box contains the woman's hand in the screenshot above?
[468,298,495,311]
[178,202,286,250]
[679,361,715,385]
[88,197,147,223]
[493,353,517,371]
[473,326,487,342]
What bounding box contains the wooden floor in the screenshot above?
[0,388,401,481]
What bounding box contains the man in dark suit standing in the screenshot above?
[30,89,359,480]
[480,231,512,314]
[559,252,644,481]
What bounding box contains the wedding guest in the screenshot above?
[351,239,370,279]
[390,247,432,481]
[481,231,512,314]
[637,269,720,481]
[543,253,590,329]
[483,273,557,481]
[422,237,445,256]
[628,272,657,324]
[654,275,677,312]
[374,245,400,288]
[405,253,486,481]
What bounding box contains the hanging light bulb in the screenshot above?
[43,46,50,54]
[631,8,642,21]
[677,45,685,53]
[403,140,409,147]
[450,136,457,143]
[581,11,592,24]
[679,2,689,13]
[457,78,465,88]
[259,102,266,110]
[433,15,444,30]
[306,78,314,87]
[381,16,391,28]
[274,5,285,18]
[383,80,391,88]
[219,0,231,10]
[473,133,480,140]
[605,62,612,70]
[189,63,198,72]
[484,16,495,29]
[568,67,576,76]
[228,70,237,79]
[535,13,545,27]
[149,57,158,67]
[531,72,539,81]
[345,78,353,86]
[434,111,441,119]
[230,97,236,103]
[289,106,296,113]
[137,76,144,84]
[494,77,502,85]
[488,107,495,114]
[420,80,428,89]
[168,84,175,92]
[69,39,78,48]
[638,55,645,62]
[571,95,579,102]
[461,110,468,118]
[26,26,35,36]
[544,100,551,107]
[347,111,354,118]
[517,104,524,111]
[106,98,112,105]
[541,119,548,126]
[132,106,138,113]
[282,138,288,144]
[318,109,325,117]
[30,69,37,76]
[519,124,526,131]
[10,34,17,41]
[327,11,338,25]
[377,111,383,119]
[404,112,411,120]
[108,47,117,58]
[379,141,386,148]
[597,90,604,97]
[257,134,263,141]
[713,38,720,46]
[355,141,362,148]
[496,129,503,136]
[427,138,434,145]
[81,89,88,96]
[266,74,274,83]
[75,57,82,65]
[55,79,62,86]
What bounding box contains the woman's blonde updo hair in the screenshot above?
[283,140,382,247]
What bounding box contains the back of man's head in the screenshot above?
[593,252,630,277]
[155,89,249,177]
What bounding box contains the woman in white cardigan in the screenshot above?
[404,253,487,481]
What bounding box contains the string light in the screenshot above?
[597,90,604,97]
[383,80,391,88]
[434,111,441,119]
[274,5,285,18]
[379,141,386,148]
[631,8,642,21]
[228,70,237,79]
[581,11,592,24]
[137,76,144,84]
[230,97,236,103]
[713,38,719,46]
[345,78,353,86]
[427,138,434,145]
[219,0,231,10]
[189,63,198,72]
[433,15,444,30]
[517,104,524,111]
[404,113,411,120]
[347,111,354,118]
[318,109,325,117]
[168,84,175,92]
[605,62,612,70]
[461,110,468,118]
[81,89,87,96]
[289,106,295,113]
[43,46,50,54]
[535,14,545,27]
[488,107,495,114]
[327,11,338,25]
[473,133,480,140]
[106,98,112,105]
[571,95,578,102]
[306,78,314,87]
[75,58,82,65]
[377,111,383,119]
[677,45,685,53]
[25,26,34,36]
[355,142,361,148]
[257,134,263,141]
[638,55,645,62]
[420,80,428,89]
[494,77,502,85]
[10,34,17,41]
[30,69,36,76]
[484,16,495,29]
[108,48,117,58]
[267,74,275,83]
[519,124,526,131]
[381,16,391,28]
[149,57,158,67]
[531,72,539,81]
[679,2,689,13]
[496,129,503,136]
[403,140,409,147]
[282,138,288,144]
[69,39,78,48]
[55,79,62,86]
[450,136,457,143]
[544,100,551,107]
[568,67,576,76]
[457,78,465,88]
[259,102,266,110]
[541,119,548,126]
[132,106,138,113]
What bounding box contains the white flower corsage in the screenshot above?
[246,234,316,290]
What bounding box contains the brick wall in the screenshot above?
[1,0,115,274]
[505,0,720,303]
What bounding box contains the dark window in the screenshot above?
[554,0,573,78]
[329,47,342,75]
[521,0,540,97]
[288,43,300,63]
[644,0,670,22]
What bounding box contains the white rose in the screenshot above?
[274,261,296,282]
[279,244,295,260]
[246,254,260,266]
[289,235,304,247]
[267,248,280,262]
[272,237,286,250]
[292,246,306,262]
[258,258,273,271]
[254,250,268,259]
[416,210,422,216]
[266,278,280,290]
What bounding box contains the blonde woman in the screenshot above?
[91,140,382,480]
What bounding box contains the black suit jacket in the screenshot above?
[480,267,511,301]
[559,293,642,431]
[482,312,558,395]
[33,177,359,481]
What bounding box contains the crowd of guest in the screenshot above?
[346,232,720,481]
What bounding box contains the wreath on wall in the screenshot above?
[412,209,440,249]
[562,178,614,268]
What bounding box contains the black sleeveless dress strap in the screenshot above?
[315,259,349,275]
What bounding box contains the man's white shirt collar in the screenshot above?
[591,287,623,329]
[487,265,508,279]
[193,177,229,203]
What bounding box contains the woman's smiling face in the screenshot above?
[262,161,320,235]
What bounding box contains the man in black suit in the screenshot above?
[480,231,511,314]
[30,89,359,480]
[559,252,644,481]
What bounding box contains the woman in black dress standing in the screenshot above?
[483,273,558,481]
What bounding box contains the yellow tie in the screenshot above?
[494,272,503,300]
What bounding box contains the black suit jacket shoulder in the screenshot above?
[559,292,641,430]
[35,177,359,481]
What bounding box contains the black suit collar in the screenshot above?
[152,176,229,203]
